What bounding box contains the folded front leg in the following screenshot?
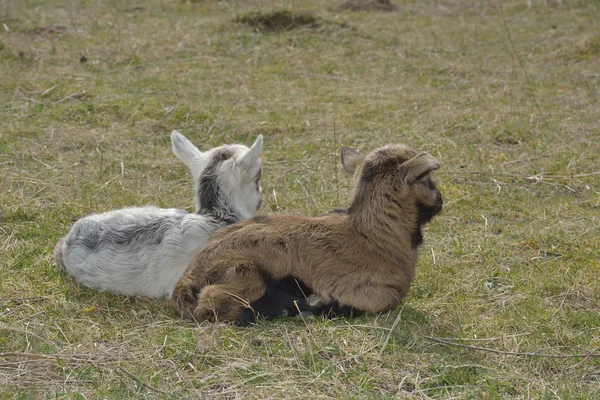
[193,262,268,323]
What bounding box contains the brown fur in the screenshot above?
[171,144,442,322]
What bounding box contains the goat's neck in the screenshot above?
[347,193,417,247]
[196,198,247,226]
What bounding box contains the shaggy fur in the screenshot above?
[54,131,263,299]
[171,143,443,322]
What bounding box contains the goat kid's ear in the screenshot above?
[171,130,204,172]
[403,152,441,183]
[236,134,263,170]
[341,146,364,174]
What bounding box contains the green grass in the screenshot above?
[1,0,599,398]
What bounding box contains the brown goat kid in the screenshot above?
[172,143,443,323]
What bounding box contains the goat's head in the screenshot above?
[342,144,442,223]
[171,131,263,220]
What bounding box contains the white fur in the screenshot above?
[55,131,263,299]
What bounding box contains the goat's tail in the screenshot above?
[54,237,66,271]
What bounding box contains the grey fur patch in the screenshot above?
[70,217,176,252]
[54,237,66,270]
[197,149,239,224]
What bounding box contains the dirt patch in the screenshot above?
[337,0,397,12]
[235,10,320,33]
[25,25,68,36]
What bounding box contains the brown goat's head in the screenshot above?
[342,144,443,228]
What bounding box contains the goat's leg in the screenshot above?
[194,263,267,323]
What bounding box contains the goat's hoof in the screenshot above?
[307,294,327,308]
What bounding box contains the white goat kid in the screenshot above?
[54,131,263,299]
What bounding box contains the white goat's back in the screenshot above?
[56,132,264,298]
[58,207,217,298]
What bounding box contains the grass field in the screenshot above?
[1,0,599,398]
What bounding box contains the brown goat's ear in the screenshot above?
[403,152,441,183]
[341,146,363,174]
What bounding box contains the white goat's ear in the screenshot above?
[236,134,263,170]
[403,152,441,184]
[171,130,204,172]
[341,146,363,173]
